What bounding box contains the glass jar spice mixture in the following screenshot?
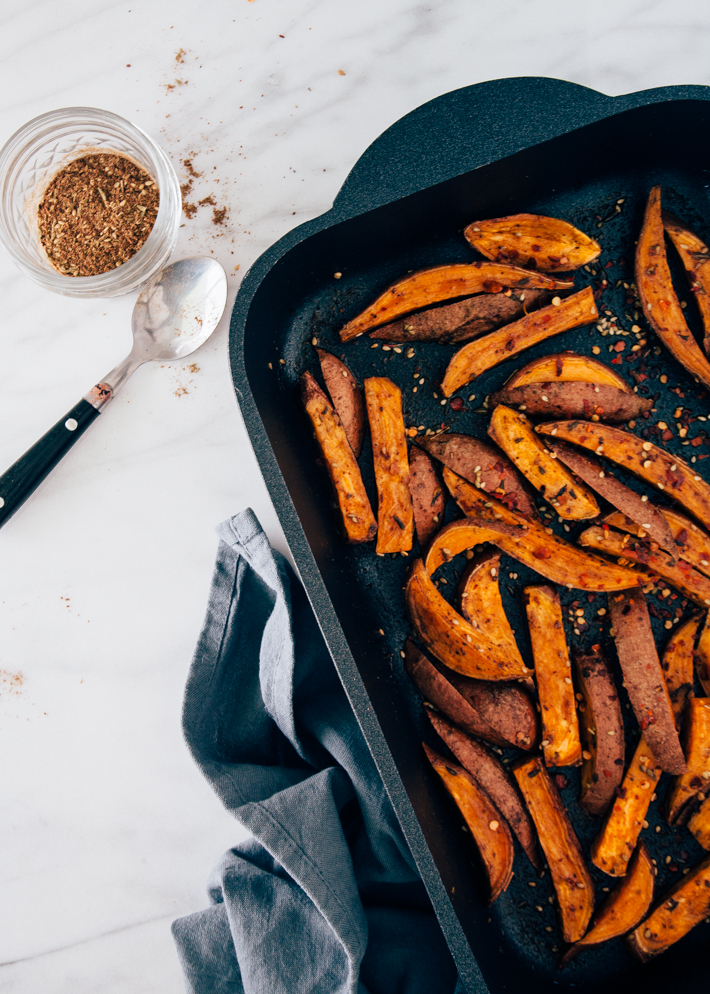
[37,153,159,277]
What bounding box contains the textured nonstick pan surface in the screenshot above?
[229,78,710,993]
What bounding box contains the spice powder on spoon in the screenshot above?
[37,153,159,277]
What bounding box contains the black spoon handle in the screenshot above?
[0,397,102,528]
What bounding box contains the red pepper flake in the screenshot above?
[611,357,621,364]
[533,548,551,560]
[691,437,703,447]
[614,341,625,352]
[662,429,673,442]
[449,397,464,411]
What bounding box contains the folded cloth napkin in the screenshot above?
[172,509,461,994]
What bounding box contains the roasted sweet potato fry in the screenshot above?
[441,287,598,397]
[415,433,536,517]
[666,698,710,824]
[339,263,573,341]
[688,797,710,848]
[488,405,600,520]
[301,371,377,544]
[551,445,677,554]
[694,612,710,695]
[505,352,631,392]
[605,507,710,579]
[524,585,582,767]
[316,349,366,457]
[490,381,652,423]
[562,841,654,963]
[636,187,710,390]
[627,853,710,961]
[608,590,686,774]
[591,737,662,876]
[513,756,594,942]
[408,446,445,548]
[424,744,514,903]
[369,288,553,343]
[406,558,531,680]
[464,213,601,271]
[364,377,413,554]
[426,710,542,870]
[404,639,537,749]
[663,209,710,355]
[457,550,520,662]
[573,646,624,816]
[436,470,644,591]
[536,420,710,528]
[578,525,710,607]
[662,613,700,724]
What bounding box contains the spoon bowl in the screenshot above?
[131,256,228,361]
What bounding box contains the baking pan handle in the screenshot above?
[333,76,615,218]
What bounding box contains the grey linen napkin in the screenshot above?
[172,509,460,994]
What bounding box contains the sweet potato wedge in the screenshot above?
[688,797,710,848]
[627,853,710,961]
[488,405,600,520]
[663,209,710,355]
[437,469,644,591]
[426,710,542,870]
[457,550,520,661]
[662,613,700,724]
[368,288,553,343]
[578,525,710,607]
[505,352,631,392]
[573,646,625,816]
[562,841,654,963]
[666,697,710,824]
[552,445,677,554]
[524,585,582,767]
[405,558,530,680]
[536,421,710,529]
[694,612,710,695]
[316,348,365,457]
[424,743,514,903]
[513,756,594,942]
[339,263,574,341]
[301,371,377,544]
[408,446,445,548]
[608,590,686,774]
[606,507,710,579]
[636,186,710,390]
[415,433,537,517]
[464,213,601,271]
[364,377,413,554]
[441,287,598,397]
[404,639,536,749]
[490,381,652,423]
[591,737,663,876]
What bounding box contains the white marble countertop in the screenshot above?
[2,1,710,990]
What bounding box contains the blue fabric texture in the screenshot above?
[172,509,460,994]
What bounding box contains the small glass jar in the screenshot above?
[0,107,181,297]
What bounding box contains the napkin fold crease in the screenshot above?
[172,509,459,994]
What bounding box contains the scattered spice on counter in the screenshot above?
[212,207,228,225]
[37,153,159,276]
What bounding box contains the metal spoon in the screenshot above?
[0,257,227,528]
